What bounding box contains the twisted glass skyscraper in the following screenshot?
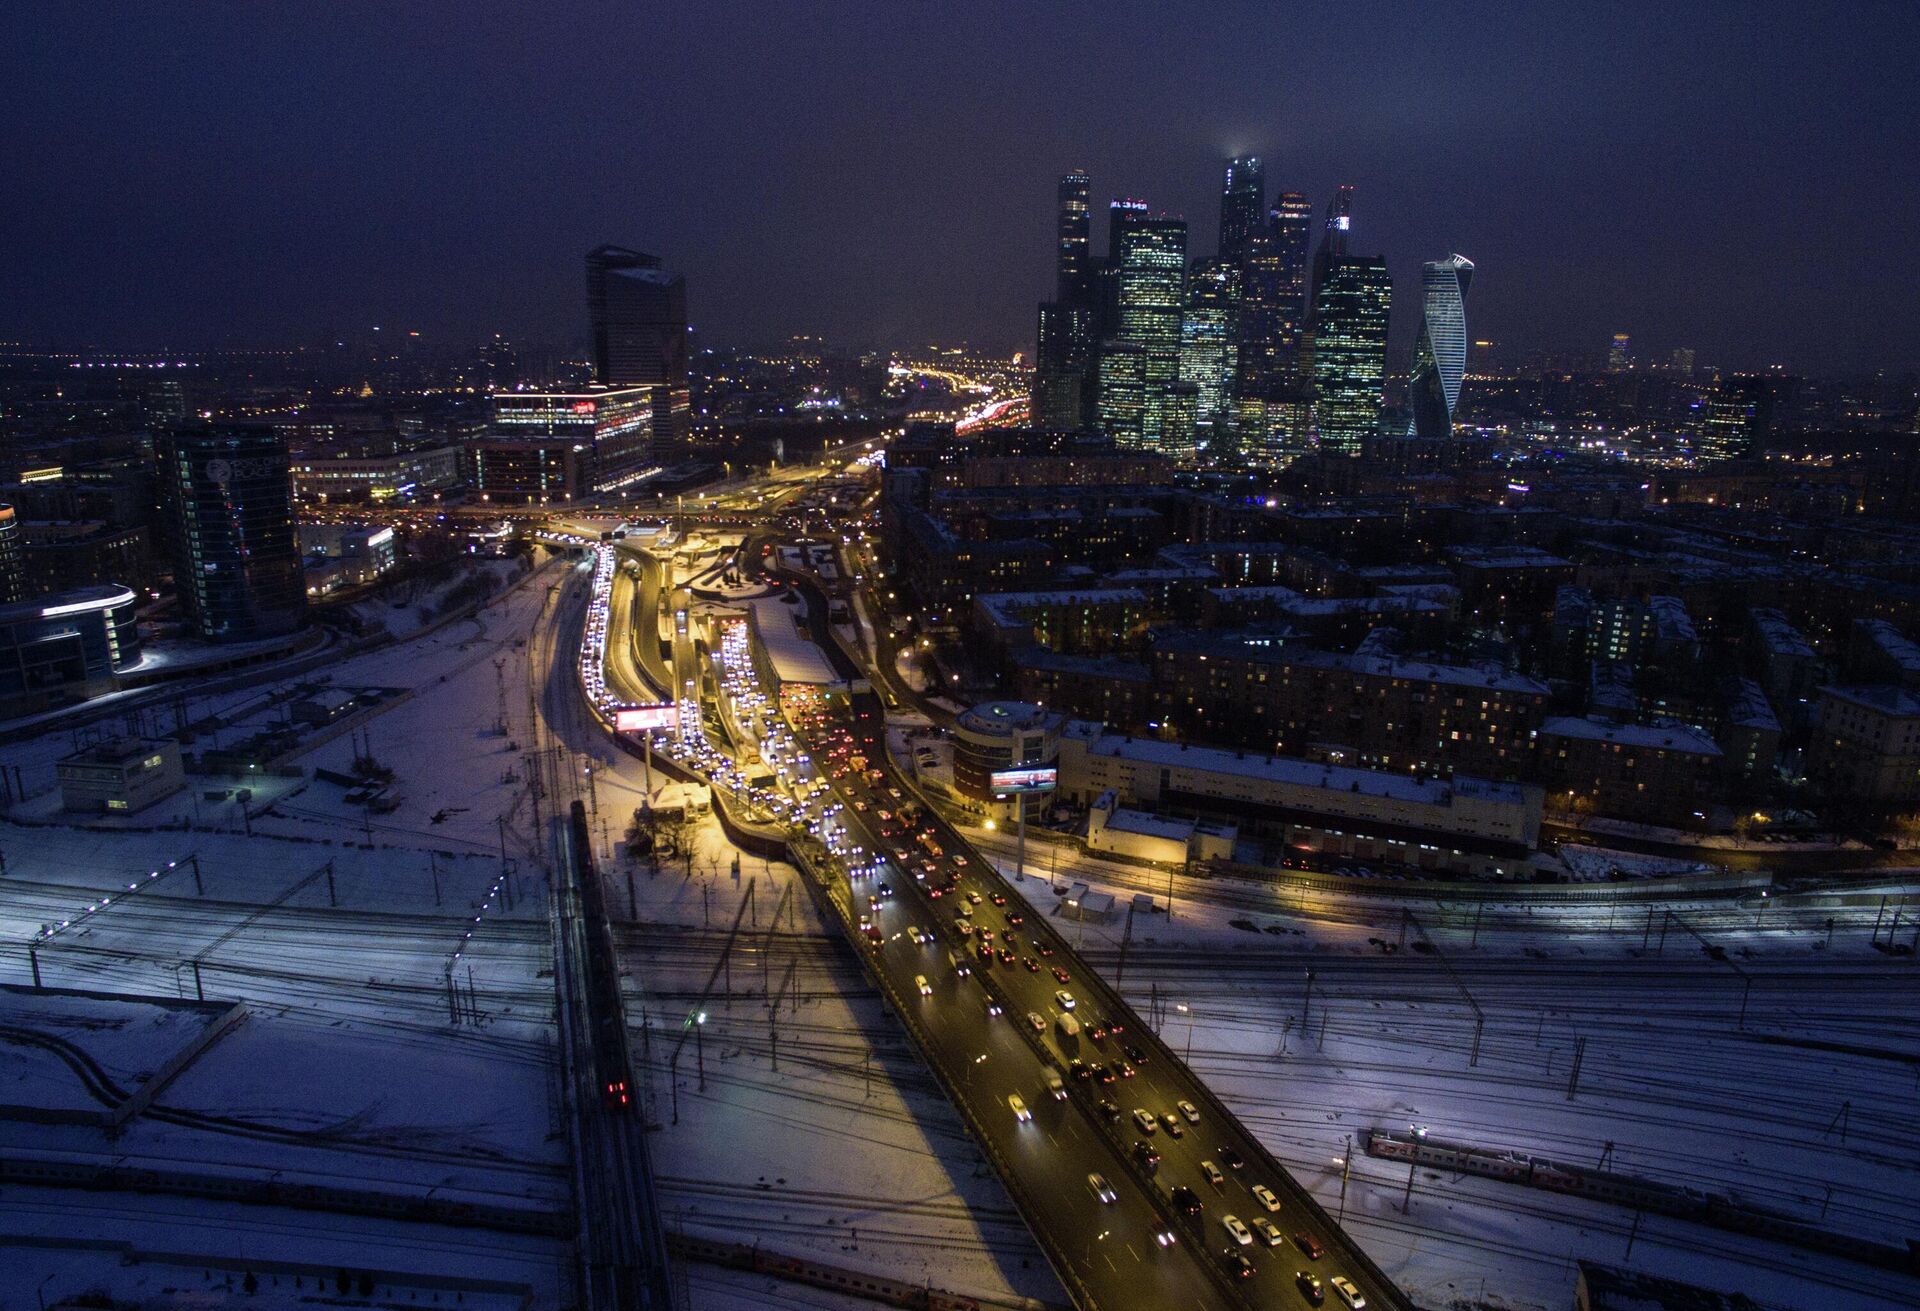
[1408,254,1474,439]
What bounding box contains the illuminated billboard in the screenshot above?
[989,766,1057,794]
[614,704,679,732]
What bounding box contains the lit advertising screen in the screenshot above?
[990,766,1057,794]
[615,704,679,731]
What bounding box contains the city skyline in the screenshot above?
[4,3,1917,370]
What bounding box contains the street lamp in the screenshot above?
[1176,1002,1194,1062]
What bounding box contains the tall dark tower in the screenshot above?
[157,425,307,642]
[1056,170,1092,304]
[1237,190,1313,393]
[1218,156,1266,262]
[1307,184,1355,310]
[585,245,690,447]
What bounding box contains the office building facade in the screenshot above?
[476,386,656,502]
[1056,170,1092,304]
[1217,156,1265,262]
[1407,254,1475,439]
[1308,255,1393,455]
[1107,208,1187,450]
[585,244,690,447]
[158,425,308,643]
[1177,256,1240,435]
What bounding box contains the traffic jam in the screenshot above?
[585,541,1374,1307]
[777,691,1368,1304]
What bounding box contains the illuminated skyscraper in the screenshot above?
[1218,156,1265,262]
[1162,381,1201,466]
[1056,170,1093,304]
[1306,185,1354,311]
[1698,374,1780,461]
[1407,254,1475,439]
[1607,332,1632,372]
[1107,206,1187,448]
[1237,190,1312,395]
[586,245,690,446]
[1178,256,1240,430]
[1096,340,1148,448]
[1307,255,1393,456]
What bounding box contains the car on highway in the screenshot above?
[914,974,932,996]
[1293,1231,1324,1259]
[1177,1099,1200,1123]
[984,997,1002,1016]
[1330,1276,1366,1309]
[1051,966,1070,983]
[1250,1216,1283,1247]
[1297,1271,1326,1304]
[1045,1071,1066,1100]
[1131,1108,1158,1134]
[989,893,1006,906]
[947,950,970,976]
[1054,989,1076,1010]
[1222,1215,1253,1247]
[1069,1059,1089,1081]
[1008,1094,1031,1123]
[1223,1250,1256,1279]
[1219,1145,1246,1172]
[1096,1098,1120,1122]
[1023,957,1040,973]
[1252,1183,1282,1212]
[1026,1011,1046,1032]
[1116,1061,1136,1079]
[1086,1172,1117,1204]
[1201,1160,1225,1187]
[1131,1140,1161,1174]
[1159,1111,1184,1137]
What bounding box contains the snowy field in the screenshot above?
[614,821,1068,1307]
[0,558,579,1309]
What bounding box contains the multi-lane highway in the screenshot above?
[781,689,1408,1311]
[568,463,1412,1311]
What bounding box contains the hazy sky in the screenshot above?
[5,2,1917,370]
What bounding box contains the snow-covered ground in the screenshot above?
[956,824,1920,1311]
[616,825,1066,1307]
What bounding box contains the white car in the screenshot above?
[1054,989,1076,1011]
[1250,1216,1283,1247]
[1008,1093,1031,1123]
[1222,1215,1253,1247]
[1027,1011,1047,1032]
[1178,1099,1200,1123]
[1251,1183,1281,1212]
[1331,1276,1366,1309]
[1131,1108,1158,1134]
[1086,1172,1117,1204]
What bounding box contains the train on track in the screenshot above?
[1365,1129,1920,1274]
[0,1153,565,1236]
[570,801,638,1114]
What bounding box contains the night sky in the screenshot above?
[5,2,1917,370]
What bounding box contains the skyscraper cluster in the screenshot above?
[1032,160,1475,466]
